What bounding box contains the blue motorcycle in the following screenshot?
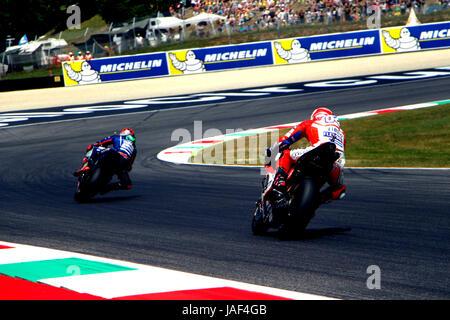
[74,146,123,202]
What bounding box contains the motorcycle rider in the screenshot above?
[269,107,346,207]
[73,128,137,193]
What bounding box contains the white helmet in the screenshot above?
[311,107,333,121]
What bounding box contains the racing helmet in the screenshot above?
[311,107,333,121]
[120,128,136,142]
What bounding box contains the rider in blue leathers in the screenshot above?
[74,128,137,193]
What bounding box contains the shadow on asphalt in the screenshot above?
[299,227,352,240]
[263,227,352,241]
[73,195,141,204]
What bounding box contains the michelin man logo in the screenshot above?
[64,61,101,85]
[274,40,310,64]
[169,50,205,74]
[382,28,421,52]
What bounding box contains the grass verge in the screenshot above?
[191,104,450,168]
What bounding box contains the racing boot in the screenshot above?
[273,167,289,209]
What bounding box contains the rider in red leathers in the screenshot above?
[270,107,347,206]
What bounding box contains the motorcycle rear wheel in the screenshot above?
[278,178,318,239]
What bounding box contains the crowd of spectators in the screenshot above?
[169,0,443,34]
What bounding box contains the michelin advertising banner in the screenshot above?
[273,29,381,64]
[167,42,273,75]
[381,21,450,53]
[62,52,169,86]
[62,22,450,86]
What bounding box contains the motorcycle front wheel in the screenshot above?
[74,167,104,202]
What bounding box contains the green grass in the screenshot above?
[192,105,450,168]
[341,104,450,167]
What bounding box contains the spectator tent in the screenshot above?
[185,13,226,35]
[2,38,67,72]
[184,12,227,25]
[147,16,185,45]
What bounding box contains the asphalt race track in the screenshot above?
[0,76,449,299]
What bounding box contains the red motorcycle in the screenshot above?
[252,142,339,239]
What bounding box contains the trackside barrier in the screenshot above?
[62,21,450,86]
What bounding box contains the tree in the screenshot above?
[1,0,67,51]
